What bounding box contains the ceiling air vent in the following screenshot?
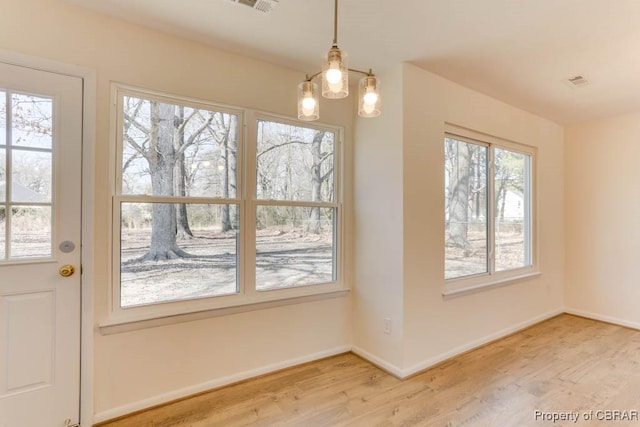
[227,0,279,13]
[565,75,589,88]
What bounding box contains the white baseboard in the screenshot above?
[94,308,570,423]
[400,308,564,378]
[92,345,351,424]
[350,346,404,378]
[564,307,640,331]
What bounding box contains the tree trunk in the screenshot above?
[140,101,189,260]
[448,142,472,249]
[474,156,481,220]
[307,131,326,234]
[174,106,194,239]
[228,115,238,226]
[499,184,507,221]
[220,114,238,232]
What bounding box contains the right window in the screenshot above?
[255,119,338,291]
[445,132,535,291]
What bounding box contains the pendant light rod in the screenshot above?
[333,0,339,46]
[349,68,375,77]
[306,68,375,83]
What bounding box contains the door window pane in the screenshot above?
[11,150,52,202]
[10,206,52,258]
[256,120,335,202]
[256,205,336,290]
[0,206,5,259]
[120,202,239,307]
[11,93,53,149]
[0,90,6,146]
[0,148,5,202]
[445,138,488,279]
[121,96,239,198]
[495,148,530,271]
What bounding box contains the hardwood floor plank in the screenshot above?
[96,314,640,426]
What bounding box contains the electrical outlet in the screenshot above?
[383,317,391,335]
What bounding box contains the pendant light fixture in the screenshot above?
[297,0,381,121]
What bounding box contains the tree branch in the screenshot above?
[124,134,148,158]
[321,167,334,183]
[123,98,146,134]
[318,151,333,166]
[257,140,309,160]
[176,112,215,156]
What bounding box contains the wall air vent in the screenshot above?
[565,75,589,88]
[227,0,279,13]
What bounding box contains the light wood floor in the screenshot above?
[96,314,640,426]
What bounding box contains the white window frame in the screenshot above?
[443,125,539,297]
[104,84,346,328]
[251,113,342,292]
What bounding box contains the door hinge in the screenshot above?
[65,419,80,427]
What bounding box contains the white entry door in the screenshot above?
[0,63,83,427]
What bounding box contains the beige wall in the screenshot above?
[401,64,565,371]
[565,113,640,328]
[0,0,353,420]
[354,63,565,374]
[352,65,405,370]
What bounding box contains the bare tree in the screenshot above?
[308,130,333,234]
[174,106,194,239]
[143,101,186,260]
[447,139,473,249]
[173,108,215,238]
[123,99,214,260]
[218,114,238,232]
[255,125,333,234]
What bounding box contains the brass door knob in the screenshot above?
[59,264,75,277]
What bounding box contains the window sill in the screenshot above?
[442,271,541,299]
[99,288,350,335]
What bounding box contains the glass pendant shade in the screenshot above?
[322,47,349,99]
[296,0,380,118]
[297,80,320,121]
[358,75,381,118]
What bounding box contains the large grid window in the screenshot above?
[444,133,534,291]
[112,87,342,319]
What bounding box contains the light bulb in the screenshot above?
[358,75,380,118]
[363,90,378,106]
[326,63,343,85]
[322,48,348,98]
[301,95,316,116]
[298,80,319,120]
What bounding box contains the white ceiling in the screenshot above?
[62,0,640,124]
